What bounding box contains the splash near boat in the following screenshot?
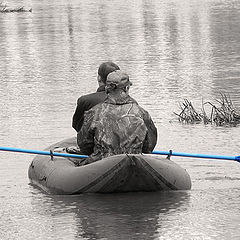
[28,137,191,194]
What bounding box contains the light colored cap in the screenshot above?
[106,70,132,89]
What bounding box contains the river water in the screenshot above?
[0,0,239,239]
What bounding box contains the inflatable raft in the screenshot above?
[28,137,191,194]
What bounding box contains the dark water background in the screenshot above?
[0,0,239,239]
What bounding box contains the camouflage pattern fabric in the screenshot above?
[77,90,157,164]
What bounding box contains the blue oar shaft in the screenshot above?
[152,150,240,162]
[0,146,239,162]
[0,146,87,159]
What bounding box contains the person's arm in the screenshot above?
[72,91,107,132]
[77,111,95,155]
[72,97,88,132]
[142,112,158,153]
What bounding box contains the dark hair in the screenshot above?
[98,62,120,84]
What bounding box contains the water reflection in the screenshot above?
[32,191,190,239]
[1,0,239,108]
[210,3,240,103]
[1,0,240,239]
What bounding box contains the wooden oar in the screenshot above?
[0,146,239,162]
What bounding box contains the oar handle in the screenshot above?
[0,146,87,159]
[152,150,240,162]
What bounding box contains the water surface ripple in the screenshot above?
[0,0,239,239]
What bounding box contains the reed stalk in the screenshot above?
[174,93,240,126]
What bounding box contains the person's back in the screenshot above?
[72,86,107,132]
[72,62,120,132]
[77,70,157,164]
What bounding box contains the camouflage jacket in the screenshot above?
[77,90,157,164]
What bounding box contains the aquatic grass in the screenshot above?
[174,93,240,126]
[174,99,203,124]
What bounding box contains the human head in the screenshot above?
[105,70,132,93]
[98,62,120,85]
